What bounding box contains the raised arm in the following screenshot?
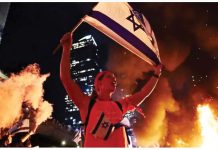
[60,32,89,109]
[125,64,162,107]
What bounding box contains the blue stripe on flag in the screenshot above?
[91,11,160,65]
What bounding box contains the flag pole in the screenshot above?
[52,18,84,55]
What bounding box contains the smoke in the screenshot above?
[133,77,179,147]
[0,63,52,129]
[158,40,191,72]
[155,4,218,64]
[194,24,218,57]
[107,44,153,97]
[209,69,218,97]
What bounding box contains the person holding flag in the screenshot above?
[58,2,162,147]
[59,32,161,147]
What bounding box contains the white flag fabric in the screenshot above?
[83,2,161,66]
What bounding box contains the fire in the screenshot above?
[197,104,218,148]
[0,63,52,129]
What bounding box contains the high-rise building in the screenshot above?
[64,35,102,130]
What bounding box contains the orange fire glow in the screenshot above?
[197,104,218,148]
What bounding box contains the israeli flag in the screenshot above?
[84,2,161,66]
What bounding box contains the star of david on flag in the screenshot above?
[83,2,161,66]
[91,112,115,140]
[101,121,110,128]
[126,10,144,32]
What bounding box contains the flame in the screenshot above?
[0,63,53,130]
[197,104,218,148]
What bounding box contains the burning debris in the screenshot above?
[0,63,53,147]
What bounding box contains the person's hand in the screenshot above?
[60,32,73,50]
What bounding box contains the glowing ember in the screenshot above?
[197,104,218,148]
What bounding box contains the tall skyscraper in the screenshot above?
[64,35,102,130]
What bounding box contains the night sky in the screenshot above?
[0,3,218,146]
